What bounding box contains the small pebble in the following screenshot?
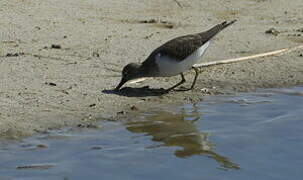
[89,103,96,107]
[117,111,126,115]
[139,19,157,24]
[6,53,18,57]
[265,28,280,36]
[296,28,303,32]
[60,90,69,95]
[51,44,61,49]
[130,105,139,111]
[200,88,210,93]
[6,52,24,57]
[36,144,48,149]
[77,123,99,129]
[164,24,174,29]
[45,82,57,86]
[92,52,100,57]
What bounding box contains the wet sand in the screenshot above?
[1,0,303,138]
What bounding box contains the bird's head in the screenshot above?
[115,63,141,91]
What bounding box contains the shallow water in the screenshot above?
[1,87,303,180]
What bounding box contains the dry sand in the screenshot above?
[1,0,303,138]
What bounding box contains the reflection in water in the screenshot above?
[125,111,239,169]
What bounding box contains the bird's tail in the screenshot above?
[199,19,237,41]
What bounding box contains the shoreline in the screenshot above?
[1,0,303,139]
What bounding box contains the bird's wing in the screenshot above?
[148,20,237,61]
[153,34,205,61]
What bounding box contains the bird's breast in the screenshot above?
[155,41,210,77]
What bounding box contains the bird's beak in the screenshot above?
[115,78,127,91]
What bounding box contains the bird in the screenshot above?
[115,20,236,92]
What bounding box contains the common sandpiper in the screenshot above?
[115,20,236,92]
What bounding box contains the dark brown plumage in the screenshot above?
[144,20,236,62]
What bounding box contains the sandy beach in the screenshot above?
[1,0,303,138]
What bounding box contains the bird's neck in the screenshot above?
[130,63,146,78]
[137,64,147,76]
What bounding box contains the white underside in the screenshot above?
[155,41,210,77]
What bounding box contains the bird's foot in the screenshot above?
[173,86,192,91]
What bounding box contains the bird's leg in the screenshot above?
[190,67,199,90]
[173,67,199,91]
[165,73,186,92]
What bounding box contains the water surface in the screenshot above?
[1,87,303,180]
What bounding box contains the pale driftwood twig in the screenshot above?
[193,45,303,68]
[129,45,303,84]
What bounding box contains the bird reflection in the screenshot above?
[125,110,239,169]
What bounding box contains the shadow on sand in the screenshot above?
[102,86,169,97]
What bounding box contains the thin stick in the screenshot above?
[193,45,303,68]
[128,45,303,84]
[173,0,183,8]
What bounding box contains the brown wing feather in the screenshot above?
[152,34,205,60]
[144,20,237,62]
